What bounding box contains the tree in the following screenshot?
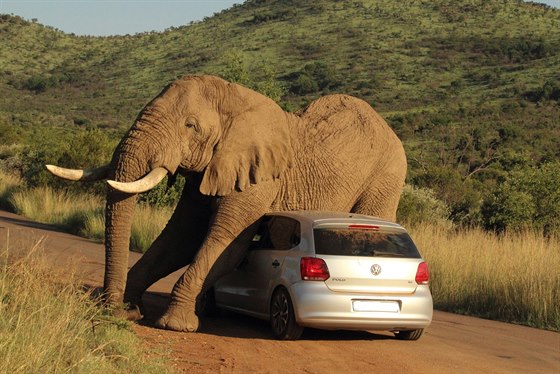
[482,161,560,234]
[221,51,250,86]
[220,50,285,102]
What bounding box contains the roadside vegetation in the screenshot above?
[1,169,558,331]
[0,240,172,373]
[0,170,172,252]
[0,0,558,332]
[411,224,559,331]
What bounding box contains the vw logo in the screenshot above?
[370,264,382,276]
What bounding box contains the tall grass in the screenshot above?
[410,224,560,330]
[0,171,22,210]
[1,170,558,329]
[0,240,171,373]
[10,186,104,234]
[7,185,173,253]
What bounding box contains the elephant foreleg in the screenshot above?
[123,175,212,319]
[154,180,280,332]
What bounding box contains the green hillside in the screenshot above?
[1,0,559,231]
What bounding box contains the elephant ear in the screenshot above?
[200,108,293,196]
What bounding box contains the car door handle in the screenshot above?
[272,259,280,268]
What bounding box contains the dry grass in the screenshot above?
[0,171,22,210]
[0,240,171,373]
[8,185,172,253]
[2,170,557,329]
[409,224,560,330]
[130,204,174,252]
[9,186,103,233]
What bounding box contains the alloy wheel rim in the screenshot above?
[272,292,289,334]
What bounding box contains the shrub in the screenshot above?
[412,167,482,226]
[482,161,560,234]
[288,61,341,95]
[290,74,319,95]
[220,51,285,101]
[397,184,451,227]
[527,78,560,103]
[21,127,116,195]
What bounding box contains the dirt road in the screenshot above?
[1,210,558,373]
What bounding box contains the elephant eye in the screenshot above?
[185,118,198,130]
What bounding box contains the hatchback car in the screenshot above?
[213,211,433,340]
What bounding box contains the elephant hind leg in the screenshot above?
[351,175,404,222]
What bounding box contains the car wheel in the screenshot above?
[394,328,424,341]
[270,288,304,340]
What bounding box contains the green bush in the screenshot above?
[482,161,560,234]
[412,167,482,226]
[288,61,341,94]
[21,127,116,195]
[220,51,285,101]
[138,174,185,207]
[290,74,319,95]
[397,184,451,227]
[528,78,560,102]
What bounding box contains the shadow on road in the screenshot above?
[84,283,392,341]
[137,289,393,341]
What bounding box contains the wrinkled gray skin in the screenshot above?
[50,75,407,332]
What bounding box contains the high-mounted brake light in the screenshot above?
[348,224,380,230]
[415,262,430,285]
[300,257,330,281]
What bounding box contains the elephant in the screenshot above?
[47,74,407,332]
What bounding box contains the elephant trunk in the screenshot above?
[103,189,137,305]
[102,133,156,305]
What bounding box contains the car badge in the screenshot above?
[370,264,382,276]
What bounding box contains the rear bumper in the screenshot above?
[288,281,433,331]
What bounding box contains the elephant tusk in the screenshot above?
[107,167,168,194]
[45,164,110,181]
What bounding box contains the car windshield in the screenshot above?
[313,227,421,258]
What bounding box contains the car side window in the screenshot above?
[250,216,301,251]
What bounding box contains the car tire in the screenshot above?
[394,328,424,341]
[270,287,304,340]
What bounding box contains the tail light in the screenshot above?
[415,262,430,285]
[300,257,330,281]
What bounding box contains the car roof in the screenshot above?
[267,210,405,230]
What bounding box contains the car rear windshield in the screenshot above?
[313,227,421,258]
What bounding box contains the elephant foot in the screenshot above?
[154,304,199,332]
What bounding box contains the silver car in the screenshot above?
[213,211,433,340]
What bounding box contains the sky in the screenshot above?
[0,0,240,36]
[0,0,558,37]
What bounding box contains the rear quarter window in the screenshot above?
[313,227,421,258]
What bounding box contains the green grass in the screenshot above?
[0,241,172,373]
